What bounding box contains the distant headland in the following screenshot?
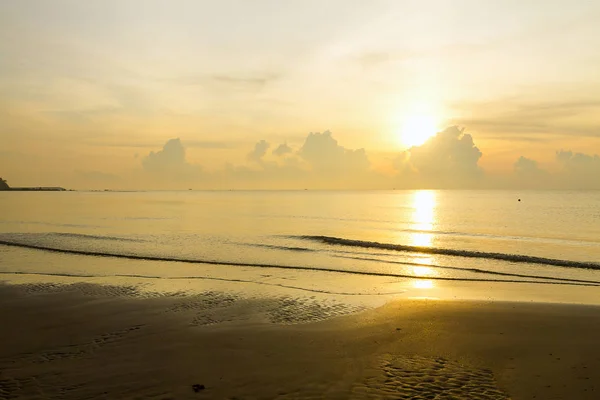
[0,178,66,192]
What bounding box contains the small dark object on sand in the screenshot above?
[192,384,205,393]
[518,198,521,202]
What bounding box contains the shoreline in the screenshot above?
[1,283,599,399]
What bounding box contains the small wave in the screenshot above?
[240,243,315,252]
[296,235,600,270]
[0,240,598,287]
[1,232,145,243]
[51,232,146,242]
[332,255,600,286]
[388,228,600,246]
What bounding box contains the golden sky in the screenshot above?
[1,0,600,189]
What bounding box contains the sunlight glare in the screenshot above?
[413,280,435,289]
[400,114,438,148]
[410,191,436,247]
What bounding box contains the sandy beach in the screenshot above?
[1,283,598,400]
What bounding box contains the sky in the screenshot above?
[1,0,600,189]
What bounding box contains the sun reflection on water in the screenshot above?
[412,280,435,289]
[410,190,436,252]
[409,191,438,286]
[411,191,437,244]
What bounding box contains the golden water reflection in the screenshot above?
[409,191,437,287]
[410,190,436,248]
[412,266,434,276]
[413,280,434,289]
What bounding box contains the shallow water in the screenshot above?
[1,190,599,305]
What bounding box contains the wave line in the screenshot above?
[333,255,600,285]
[0,240,598,287]
[297,236,600,270]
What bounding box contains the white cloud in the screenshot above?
[142,138,200,180]
[247,140,270,164]
[394,126,483,187]
[299,131,370,175]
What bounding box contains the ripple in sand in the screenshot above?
[352,355,510,400]
[264,296,366,325]
[15,282,142,298]
[164,293,366,326]
[9,283,368,326]
[165,291,238,313]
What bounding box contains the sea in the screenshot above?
[1,190,599,309]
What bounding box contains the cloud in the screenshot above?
[555,150,600,188]
[212,73,279,88]
[508,151,600,189]
[210,131,376,189]
[273,142,293,156]
[299,131,370,175]
[456,99,600,140]
[80,138,239,150]
[394,126,483,187]
[247,140,270,163]
[186,140,239,149]
[169,73,280,90]
[511,156,549,188]
[556,150,600,171]
[514,156,542,175]
[142,138,200,179]
[127,130,600,190]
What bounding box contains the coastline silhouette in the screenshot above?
[0,178,66,192]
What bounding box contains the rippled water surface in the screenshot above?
[1,190,599,303]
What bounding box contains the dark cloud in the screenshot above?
[273,142,293,156]
[247,140,270,164]
[394,126,483,187]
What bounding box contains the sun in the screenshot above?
[400,114,438,148]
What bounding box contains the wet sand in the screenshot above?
[0,283,599,400]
